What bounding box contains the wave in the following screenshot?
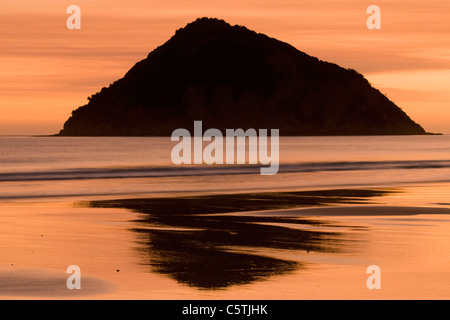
[1,160,450,182]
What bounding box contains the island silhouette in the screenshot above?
[58,17,426,136]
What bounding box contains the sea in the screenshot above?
[0,135,449,201]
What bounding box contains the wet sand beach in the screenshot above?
[1,184,450,299]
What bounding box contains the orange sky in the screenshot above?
[1,0,449,134]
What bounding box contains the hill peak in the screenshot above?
[176,17,251,34]
[181,17,232,29]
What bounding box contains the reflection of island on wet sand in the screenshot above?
[88,189,394,289]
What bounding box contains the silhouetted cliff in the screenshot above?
[58,18,426,136]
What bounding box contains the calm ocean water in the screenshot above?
[0,135,449,201]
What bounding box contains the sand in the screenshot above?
[0,185,450,299]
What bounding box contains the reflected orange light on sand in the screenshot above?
[1,185,450,299]
[1,0,449,134]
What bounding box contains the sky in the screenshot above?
[0,0,449,135]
